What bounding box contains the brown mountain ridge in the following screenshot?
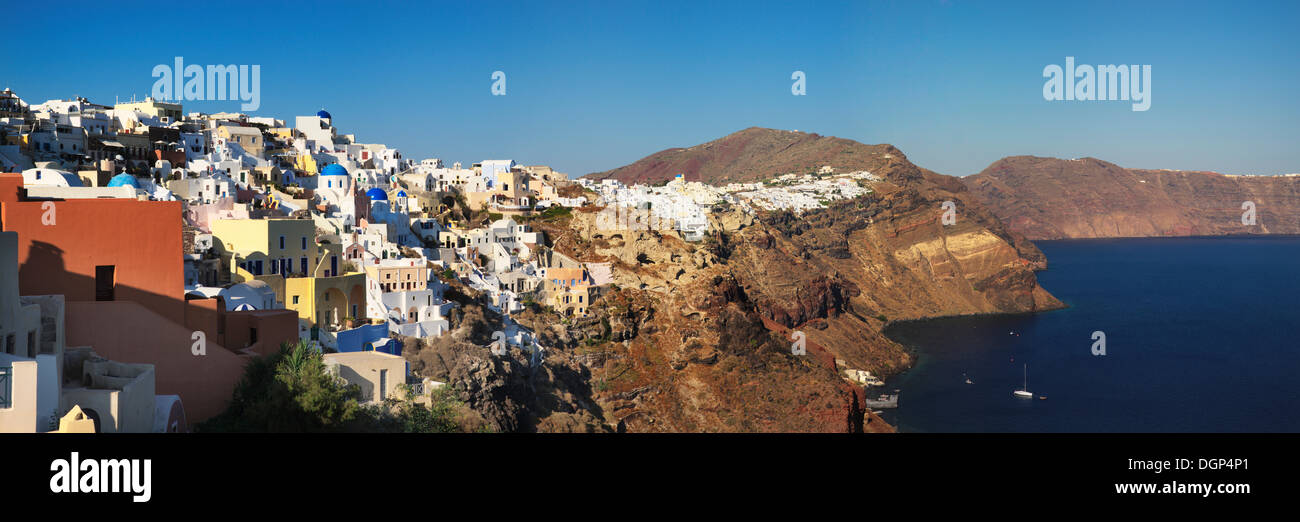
[585,127,918,185]
[962,156,1300,240]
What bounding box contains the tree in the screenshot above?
[198,340,469,433]
[194,340,361,432]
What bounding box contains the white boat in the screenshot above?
[1013,364,1033,398]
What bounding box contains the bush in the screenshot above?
[196,340,467,433]
[539,206,571,220]
[196,340,363,433]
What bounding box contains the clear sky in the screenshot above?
[6,0,1298,177]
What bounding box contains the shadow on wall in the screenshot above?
[16,241,298,423]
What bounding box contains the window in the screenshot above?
[301,257,308,274]
[95,265,115,301]
[301,237,307,249]
[280,235,285,249]
[292,295,299,305]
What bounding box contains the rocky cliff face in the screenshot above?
[403,301,611,433]
[963,156,1300,239]
[522,133,1062,432]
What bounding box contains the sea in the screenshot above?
[877,236,1300,432]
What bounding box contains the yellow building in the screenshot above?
[284,272,367,330]
[209,218,366,329]
[114,97,183,120]
[267,127,296,141]
[293,153,323,175]
[210,218,319,278]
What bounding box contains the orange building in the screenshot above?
[543,266,597,317]
[0,173,297,421]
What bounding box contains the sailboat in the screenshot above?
[1013,363,1034,398]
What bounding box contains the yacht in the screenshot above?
[1013,364,1033,398]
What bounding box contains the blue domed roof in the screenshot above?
[365,188,388,201]
[106,173,139,188]
[320,164,348,177]
[317,109,332,120]
[397,190,407,198]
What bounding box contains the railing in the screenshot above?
[0,366,11,408]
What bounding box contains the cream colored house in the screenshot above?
[216,125,265,158]
[324,351,407,404]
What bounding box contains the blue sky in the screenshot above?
[7,0,1298,176]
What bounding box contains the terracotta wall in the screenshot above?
[223,309,299,357]
[1,174,186,324]
[64,300,248,422]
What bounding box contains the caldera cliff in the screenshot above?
[962,156,1300,240]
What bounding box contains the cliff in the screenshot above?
[516,130,1062,432]
[962,156,1300,239]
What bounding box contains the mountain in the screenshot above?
[962,156,1300,240]
[585,127,915,185]
[528,130,1063,432]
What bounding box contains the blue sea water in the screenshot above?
[878,236,1300,432]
